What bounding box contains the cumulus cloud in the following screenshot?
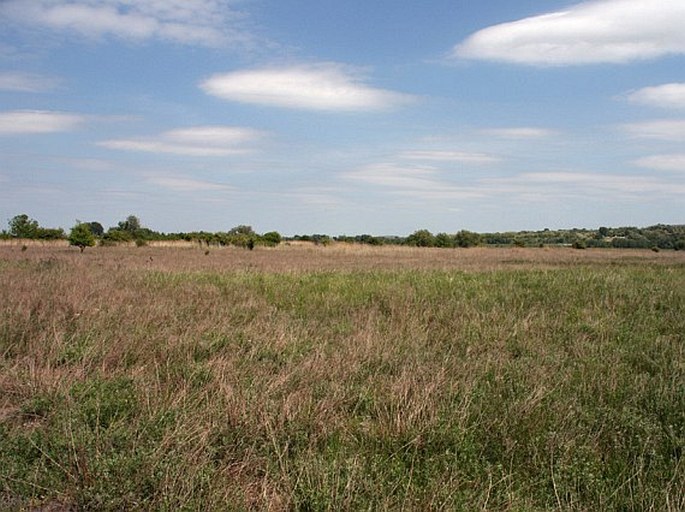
[621,119,685,141]
[201,63,414,112]
[625,83,685,109]
[0,71,61,92]
[633,154,685,172]
[0,0,251,47]
[452,0,685,66]
[0,110,84,134]
[399,150,500,164]
[99,125,265,156]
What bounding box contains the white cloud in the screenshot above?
[621,119,685,141]
[201,63,414,112]
[99,125,265,156]
[633,154,685,172]
[0,0,250,47]
[0,110,84,134]
[625,83,685,110]
[452,0,685,66]
[146,176,233,192]
[0,71,60,92]
[482,127,555,139]
[399,150,500,164]
[488,171,685,196]
[345,163,482,199]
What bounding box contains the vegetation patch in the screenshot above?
[1,246,683,509]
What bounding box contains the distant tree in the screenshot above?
[358,234,383,246]
[226,225,256,248]
[88,221,104,237]
[228,225,255,236]
[262,231,282,246]
[312,234,331,246]
[103,229,133,243]
[8,214,39,238]
[69,221,96,252]
[454,230,482,248]
[118,215,141,234]
[35,227,65,240]
[513,238,526,248]
[406,229,436,247]
[434,232,454,248]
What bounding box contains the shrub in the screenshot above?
[69,222,96,252]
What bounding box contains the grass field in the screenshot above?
[1,244,683,510]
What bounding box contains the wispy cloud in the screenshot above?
[399,150,500,164]
[345,163,482,199]
[487,171,685,197]
[0,0,252,47]
[481,127,555,139]
[452,0,685,66]
[146,175,233,192]
[281,187,347,207]
[0,71,61,92]
[201,63,415,112]
[99,125,266,156]
[625,83,685,110]
[0,110,84,134]
[633,154,685,172]
[621,119,685,141]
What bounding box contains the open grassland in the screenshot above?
[1,245,683,510]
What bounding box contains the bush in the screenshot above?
[261,231,282,247]
[69,222,96,252]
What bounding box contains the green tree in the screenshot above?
[69,222,96,252]
[118,215,141,234]
[434,232,455,248]
[8,214,39,238]
[227,225,256,248]
[454,230,482,248]
[406,229,436,247]
[88,221,104,237]
[261,231,282,246]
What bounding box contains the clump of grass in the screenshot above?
[0,246,683,509]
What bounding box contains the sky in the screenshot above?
[1,0,684,236]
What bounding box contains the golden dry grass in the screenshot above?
[1,242,682,273]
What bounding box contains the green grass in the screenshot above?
[1,253,683,510]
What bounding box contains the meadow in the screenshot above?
[0,244,683,510]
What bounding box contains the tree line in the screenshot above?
[2,213,684,251]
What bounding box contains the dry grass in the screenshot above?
[0,244,683,510]
[1,242,682,273]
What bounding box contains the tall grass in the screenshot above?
[1,246,683,510]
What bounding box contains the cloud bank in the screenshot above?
[0,110,84,134]
[452,0,685,66]
[634,154,685,172]
[99,125,265,156]
[622,119,685,141]
[0,0,250,47]
[201,63,414,112]
[626,83,685,110]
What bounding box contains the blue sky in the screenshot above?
[1,0,684,235]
